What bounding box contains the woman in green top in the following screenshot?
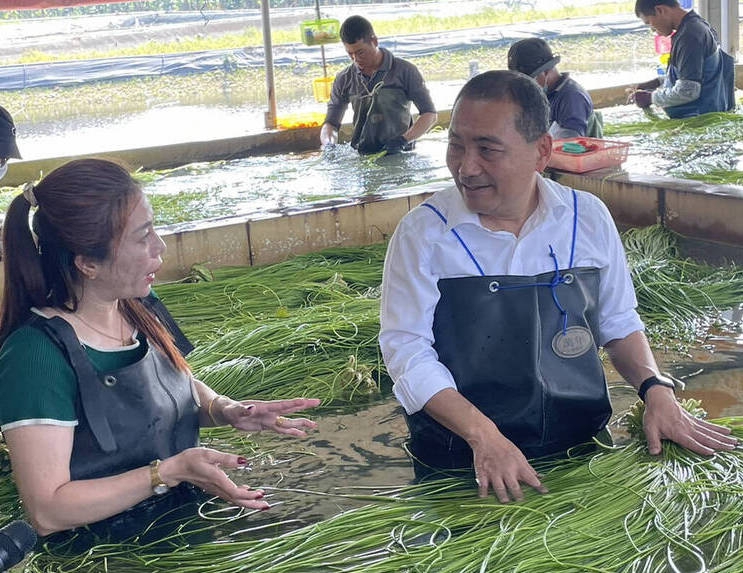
[0,158,319,543]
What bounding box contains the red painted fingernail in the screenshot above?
[237,457,248,465]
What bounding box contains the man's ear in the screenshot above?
[74,254,99,281]
[535,133,553,172]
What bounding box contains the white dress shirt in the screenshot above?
[379,175,644,415]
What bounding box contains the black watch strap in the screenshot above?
[638,375,676,402]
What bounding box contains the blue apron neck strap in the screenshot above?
[422,203,485,276]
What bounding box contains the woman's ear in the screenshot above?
[74,254,99,281]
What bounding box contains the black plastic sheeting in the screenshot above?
[0,15,646,91]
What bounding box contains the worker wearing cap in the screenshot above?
[320,15,438,155]
[0,106,21,181]
[630,0,734,118]
[507,38,602,139]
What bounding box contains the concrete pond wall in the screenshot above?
[5,72,743,282]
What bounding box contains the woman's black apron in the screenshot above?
[27,299,202,549]
[405,191,612,476]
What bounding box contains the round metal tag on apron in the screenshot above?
[551,325,595,358]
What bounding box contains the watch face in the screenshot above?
[153,483,170,495]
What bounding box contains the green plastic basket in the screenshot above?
[300,19,341,46]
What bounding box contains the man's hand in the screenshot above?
[383,135,408,155]
[470,431,548,503]
[632,89,653,108]
[643,386,737,455]
[424,389,548,503]
[320,122,338,148]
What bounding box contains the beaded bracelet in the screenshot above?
[207,394,225,426]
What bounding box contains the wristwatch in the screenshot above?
[637,375,676,402]
[149,459,170,496]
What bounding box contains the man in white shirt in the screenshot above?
[379,70,736,503]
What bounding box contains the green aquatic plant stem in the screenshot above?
[155,230,743,408]
[26,423,742,573]
[604,111,743,184]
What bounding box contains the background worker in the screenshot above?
[507,37,603,139]
[630,0,734,117]
[320,15,438,155]
[379,70,737,503]
[0,105,21,181]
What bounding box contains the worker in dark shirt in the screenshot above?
[320,16,438,155]
[508,38,603,139]
[629,0,734,118]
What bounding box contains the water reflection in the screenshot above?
[140,106,723,227]
[146,135,450,226]
[212,337,743,540]
[194,399,414,541]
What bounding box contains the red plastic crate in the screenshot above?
[547,137,630,174]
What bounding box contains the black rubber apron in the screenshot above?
[405,191,611,475]
[27,305,202,549]
[350,75,413,154]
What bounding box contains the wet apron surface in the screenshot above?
[406,191,612,472]
[665,47,735,118]
[28,314,200,481]
[29,313,203,548]
[350,72,413,154]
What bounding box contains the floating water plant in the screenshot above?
[604,111,743,182]
[623,225,743,343]
[21,414,743,573]
[157,228,743,407]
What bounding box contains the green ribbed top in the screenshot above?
[0,319,147,432]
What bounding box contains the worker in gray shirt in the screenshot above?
[320,16,438,155]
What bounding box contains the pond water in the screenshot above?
[146,132,450,226]
[205,338,743,542]
[14,70,648,161]
[136,102,738,227]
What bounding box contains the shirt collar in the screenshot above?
[445,174,572,231]
[354,47,392,79]
[547,72,570,95]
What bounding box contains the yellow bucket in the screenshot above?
[313,76,334,103]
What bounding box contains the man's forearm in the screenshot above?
[424,387,499,447]
[653,79,701,108]
[604,330,658,389]
[403,111,438,142]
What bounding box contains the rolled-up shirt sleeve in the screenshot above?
[591,199,645,345]
[324,71,351,129]
[404,66,437,116]
[379,218,456,414]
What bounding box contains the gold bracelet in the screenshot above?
[207,394,225,426]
